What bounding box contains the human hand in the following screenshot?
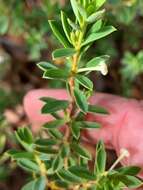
[24,89,143,181]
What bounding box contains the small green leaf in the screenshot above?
[36,146,58,154]
[74,121,101,129]
[78,55,109,73]
[76,75,93,90]
[0,134,6,153]
[37,62,57,71]
[71,122,80,140]
[74,87,88,113]
[61,11,71,42]
[49,20,71,48]
[0,16,9,35]
[58,169,82,183]
[70,0,81,23]
[41,97,69,114]
[88,20,103,35]
[35,138,58,146]
[34,177,46,190]
[87,4,95,15]
[69,166,96,180]
[96,0,106,10]
[8,150,34,160]
[95,141,106,174]
[61,144,70,158]
[88,104,109,114]
[48,129,63,140]
[116,166,141,176]
[120,175,142,188]
[71,143,92,160]
[86,9,105,23]
[67,18,80,30]
[18,159,39,173]
[22,177,46,190]
[23,127,33,144]
[87,55,109,67]
[52,48,76,59]
[43,68,70,80]
[77,4,87,19]
[22,180,36,190]
[15,127,33,151]
[82,26,116,46]
[43,119,66,129]
[68,157,76,167]
[52,155,63,172]
[55,180,69,189]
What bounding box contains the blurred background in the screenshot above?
[0,0,143,189]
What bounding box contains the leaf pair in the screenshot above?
[71,120,100,140]
[41,97,69,114]
[37,61,70,80]
[15,127,34,151]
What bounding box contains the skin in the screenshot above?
[23,89,143,189]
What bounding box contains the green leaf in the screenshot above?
[35,138,58,146]
[88,20,103,35]
[74,121,101,129]
[41,97,69,114]
[77,4,87,19]
[82,26,116,46]
[8,150,34,160]
[120,175,142,188]
[70,0,80,23]
[74,87,88,113]
[52,48,76,59]
[15,127,33,151]
[22,180,36,190]
[76,75,93,90]
[43,68,70,80]
[23,127,33,144]
[67,18,80,30]
[49,20,71,48]
[52,155,63,172]
[71,121,80,140]
[48,129,63,140]
[68,157,76,167]
[78,55,109,74]
[95,141,106,174]
[87,4,96,15]
[96,0,106,10]
[71,143,92,160]
[0,134,6,153]
[22,177,46,190]
[34,177,46,190]
[69,166,96,180]
[116,166,141,176]
[88,104,109,114]
[61,144,70,158]
[58,169,82,183]
[37,62,57,71]
[0,16,9,35]
[18,159,39,173]
[61,11,71,42]
[87,55,109,67]
[36,146,58,154]
[55,180,69,189]
[43,119,66,129]
[86,9,105,23]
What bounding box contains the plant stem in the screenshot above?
[64,53,80,141]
